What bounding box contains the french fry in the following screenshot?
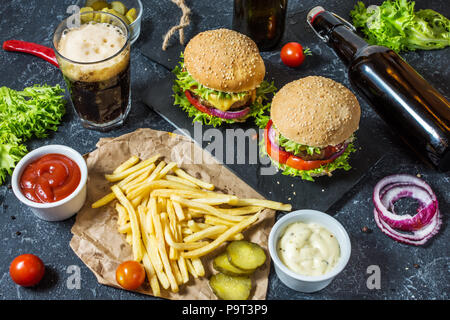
[177,256,190,284]
[105,154,160,182]
[182,213,259,259]
[118,223,131,234]
[191,258,205,277]
[170,260,183,285]
[183,225,228,243]
[161,211,178,260]
[122,166,154,194]
[149,197,179,293]
[208,232,244,241]
[111,185,143,262]
[125,161,167,197]
[116,203,129,226]
[92,192,117,209]
[171,199,186,221]
[187,220,206,232]
[142,253,161,297]
[204,215,239,227]
[186,259,198,278]
[92,164,155,208]
[127,180,197,203]
[138,205,170,291]
[121,164,155,190]
[125,232,133,246]
[192,196,239,206]
[170,196,246,222]
[141,195,150,208]
[173,167,215,190]
[166,200,178,236]
[233,198,292,211]
[151,189,233,200]
[156,162,177,180]
[131,195,143,208]
[164,174,199,189]
[113,155,140,174]
[216,206,263,216]
[164,225,208,250]
[149,235,170,290]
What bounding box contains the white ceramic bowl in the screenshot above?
[11,145,88,221]
[268,209,351,293]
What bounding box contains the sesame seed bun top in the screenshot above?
[270,76,361,148]
[183,29,266,93]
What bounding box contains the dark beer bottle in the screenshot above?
[232,0,288,51]
[308,7,450,171]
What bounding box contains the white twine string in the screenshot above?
[162,0,191,51]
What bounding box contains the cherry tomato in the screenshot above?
[9,254,45,287]
[280,42,308,68]
[116,261,145,290]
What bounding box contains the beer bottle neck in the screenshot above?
[310,11,368,66]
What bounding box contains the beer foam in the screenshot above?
[58,23,126,63]
[56,22,129,82]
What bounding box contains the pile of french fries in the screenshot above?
[92,154,292,297]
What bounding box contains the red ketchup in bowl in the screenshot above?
[20,153,81,203]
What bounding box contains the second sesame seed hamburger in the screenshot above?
[172,29,276,127]
[262,76,361,181]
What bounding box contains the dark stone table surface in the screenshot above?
[0,0,448,300]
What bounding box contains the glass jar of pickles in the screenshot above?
[76,0,143,44]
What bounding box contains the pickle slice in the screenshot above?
[80,7,94,23]
[110,1,127,15]
[209,273,252,300]
[213,253,255,276]
[90,1,109,11]
[226,240,266,271]
[107,8,129,25]
[85,0,97,6]
[126,8,137,24]
[100,7,111,23]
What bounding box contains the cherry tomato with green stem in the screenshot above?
[280,42,312,67]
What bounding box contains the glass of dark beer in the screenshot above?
[53,11,131,131]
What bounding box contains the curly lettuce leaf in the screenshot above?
[0,85,65,184]
[172,57,276,127]
[350,0,450,52]
[278,132,322,156]
[260,135,356,182]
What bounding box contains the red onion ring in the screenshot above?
[374,208,441,246]
[208,106,251,120]
[373,174,441,245]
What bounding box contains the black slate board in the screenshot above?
[137,4,309,71]
[143,60,383,212]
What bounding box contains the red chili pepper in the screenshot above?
[2,40,59,68]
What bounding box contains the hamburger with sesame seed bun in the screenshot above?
[172,29,276,127]
[263,76,361,181]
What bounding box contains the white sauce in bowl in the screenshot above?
[277,222,340,276]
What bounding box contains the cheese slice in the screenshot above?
[205,90,256,112]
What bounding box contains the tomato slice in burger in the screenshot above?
[265,120,335,171]
[264,120,291,164]
[285,155,335,171]
[184,90,213,115]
